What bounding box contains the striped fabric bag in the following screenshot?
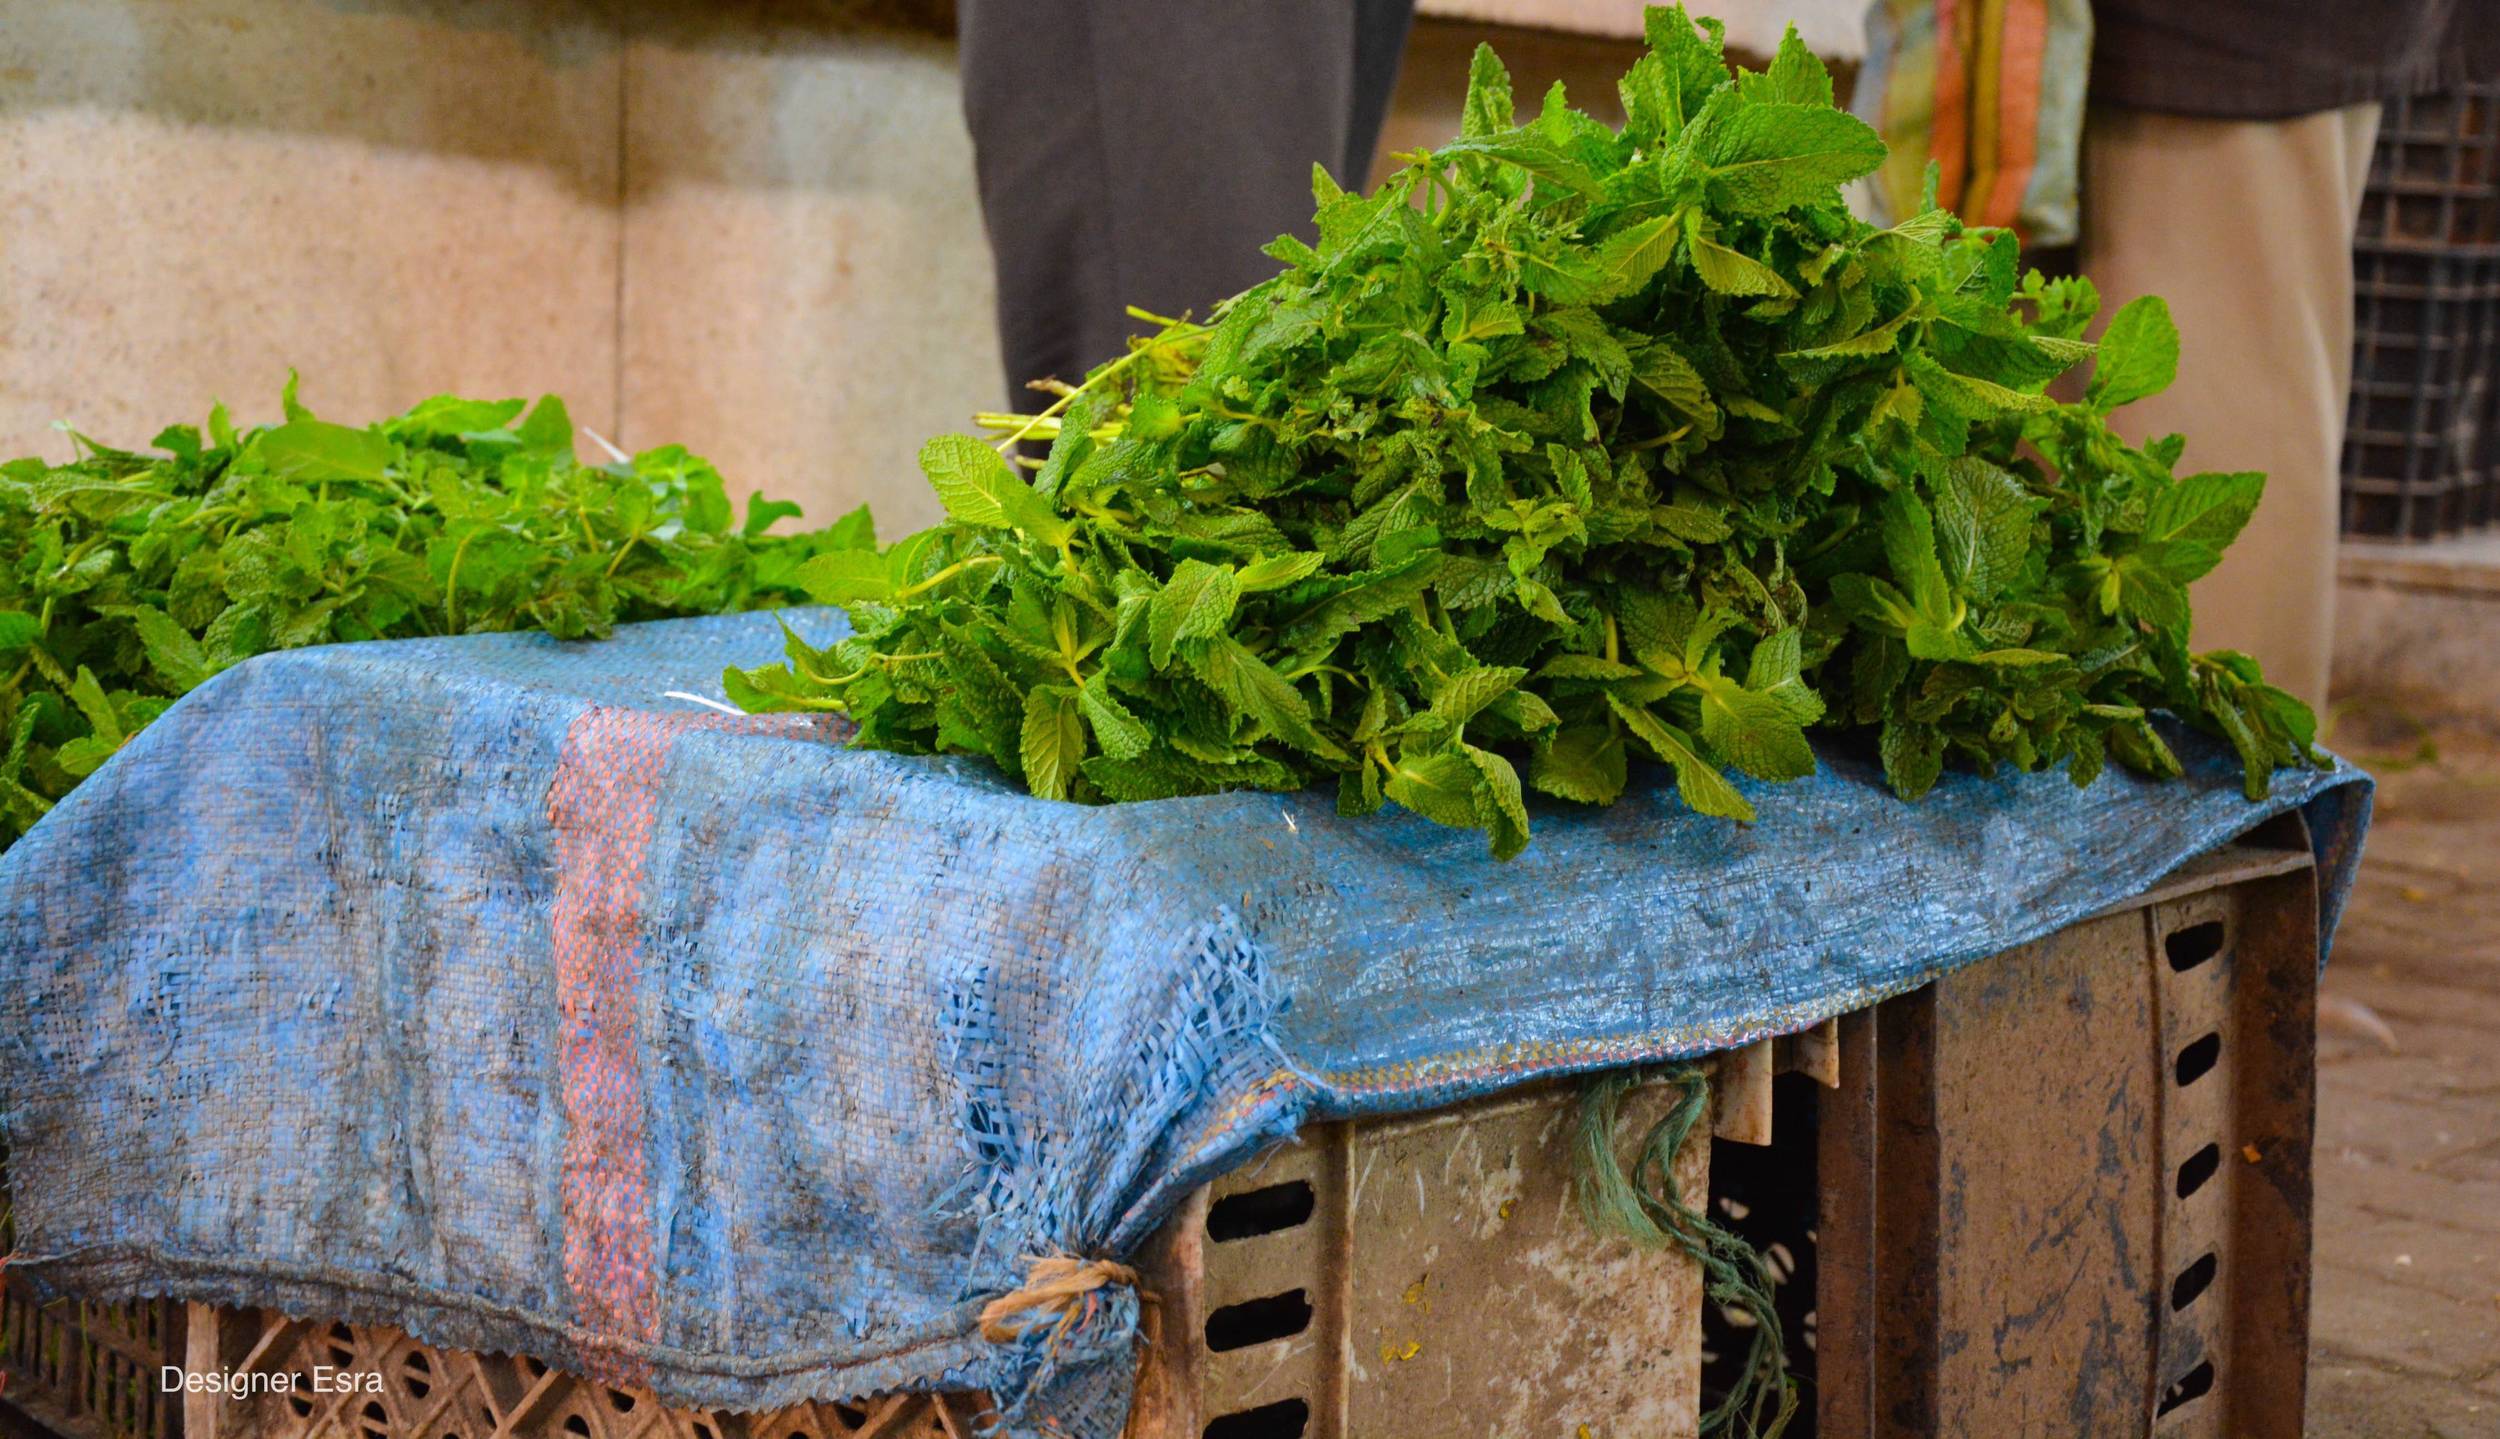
[1852,0,2094,244]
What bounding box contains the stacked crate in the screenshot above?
[2343,85,2500,540]
[3,828,2325,1439]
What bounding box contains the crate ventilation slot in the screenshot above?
[1207,1180,1316,1242]
[2164,920,2226,973]
[1203,1397,1310,1439]
[2156,1358,2215,1416]
[2170,1250,2218,1313]
[2174,1032,2221,1087]
[2176,1142,2222,1200]
[1204,1289,1313,1352]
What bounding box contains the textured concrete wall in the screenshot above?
[616,4,989,535]
[0,0,994,534]
[0,1,625,452]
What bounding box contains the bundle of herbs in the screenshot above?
[730,6,2327,859]
[0,379,869,850]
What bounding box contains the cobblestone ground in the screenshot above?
[2306,727,2500,1436]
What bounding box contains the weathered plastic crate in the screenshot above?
[2342,83,2500,539]
[1120,1070,1721,1438]
[0,1275,184,1439]
[1809,822,2322,1437]
[172,1313,983,1439]
[170,1073,1723,1439]
[7,828,2320,1439]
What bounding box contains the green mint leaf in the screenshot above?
[1686,223,1798,298]
[1077,681,1153,762]
[254,420,391,484]
[1463,742,1532,859]
[2145,471,2265,550]
[922,434,1040,534]
[1683,100,1886,215]
[1630,340,1721,427]
[1879,489,1955,627]
[2087,295,2180,410]
[1740,25,1834,107]
[1583,214,1682,302]
[0,610,39,661]
[1695,676,1817,781]
[1607,692,1755,821]
[1530,723,1628,804]
[1186,636,1346,761]
[1742,628,1826,724]
[1384,747,1484,830]
[1428,665,1527,730]
[1235,551,1326,592]
[103,604,217,693]
[1934,458,2037,602]
[66,665,124,745]
[796,550,893,608]
[1149,559,1240,668]
[517,395,575,455]
[1462,42,1515,138]
[1879,719,1945,799]
[1019,686,1086,801]
[1638,4,1731,139]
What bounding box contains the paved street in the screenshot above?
[2306,727,2500,1436]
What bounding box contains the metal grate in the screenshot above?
[2343,85,2500,540]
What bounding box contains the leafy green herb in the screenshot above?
[0,379,868,850]
[732,7,2327,858]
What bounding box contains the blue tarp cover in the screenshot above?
[0,611,2369,1436]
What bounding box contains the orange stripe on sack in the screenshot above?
[1930,0,1969,217]
[1966,0,2002,222]
[547,704,851,1385]
[1983,0,2049,235]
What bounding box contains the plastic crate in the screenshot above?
[2342,85,2500,540]
[177,1074,1729,1439]
[175,1314,979,1439]
[1810,824,2322,1437]
[11,829,2322,1439]
[0,1277,184,1439]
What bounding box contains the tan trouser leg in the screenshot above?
[2078,102,2381,712]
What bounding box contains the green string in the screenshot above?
[1576,1066,1798,1438]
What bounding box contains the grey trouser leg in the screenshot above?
[958,0,1415,403]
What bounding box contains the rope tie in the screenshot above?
[978,1256,1147,1347]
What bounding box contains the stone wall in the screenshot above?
[0,0,992,533]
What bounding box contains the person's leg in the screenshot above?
[2078,101,2380,711]
[956,0,1414,406]
[1348,0,1418,184]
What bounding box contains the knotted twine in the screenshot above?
[1577,1066,1798,1439]
[978,1255,1157,1436]
[978,1256,1147,1345]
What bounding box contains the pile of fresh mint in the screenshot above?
[0,378,867,850]
[732,6,2326,858]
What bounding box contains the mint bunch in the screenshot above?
[1,378,868,849]
[731,6,2325,858]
